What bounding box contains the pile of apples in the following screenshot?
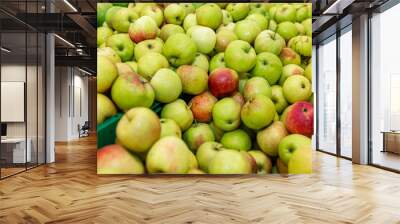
[97,2,313,174]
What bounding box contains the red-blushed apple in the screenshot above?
[140,5,164,27]
[243,77,272,101]
[241,151,257,173]
[279,47,301,66]
[231,91,245,107]
[257,121,288,157]
[248,150,272,174]
[189,91,217,122]
[276,158,288,174]
[279,64,304,85]
[128,16,158,43]
[208,67,239,98]
[97,144,144,174]
[176,65,208,95]
[183,123,215,151]
[285,101,314,137]
[215,29,238,52]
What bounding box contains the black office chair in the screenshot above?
[78,121,90,138]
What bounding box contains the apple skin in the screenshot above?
[279,47,301,66]
[209,52,226,72]
[288,35,312,57]
[137,52,169,80]
[105,6,123,28]
[97,47,121,64]
[187,168,205,174]
[283,75,312,104]
[285,101,314,137]
[111,7,139,33]
[276,21,298,41]
[163,33,197,67]
[254,30,285,55]
[246,14,268,31]
[176,65,208,95]
[276,158,288,174]
[183,123,215,152]
[302,18,312,36]
[187,26,216,54]
[97,144,144,174]
[140,5,164,27]
[150,68,182,103]
[221,9,233,25]
[106,34,135,62]
[97,93,117,125]
[212,97,241,131]
[288,147,312,174]
[116,62,134,75]
[271,85,289,114]
[248,150,272,174]
[275,4,296,23]
[97,26,113,47]
[279,64,305,85]
[134,38,163,61]
[226,3,250,22]
[268,19,278,32]
[97,55,118,93]
[196,3,223,30]
[97,3,113,27]
[196,141,225,173]
[128,16,159,43]
[234,19,261,44]
[159,24,185,41]
[296,4,312,22]
[241,151,258,173]
[164,4,186,25]
[111,72,155,111]
[220,129,252,151]
[189,91,217,123]
[257,121,288,157]
[208,68,239,98]
[191,53,209,72]
[215,29,238,52]
[180,3,195,15]
[304,63,312,81]
[160,118,181,138]
[225,40,256,73]
[295,22,305,35]
[161,99,193,131]
[243,77,272,101]
[251,52,283,85]
[116,107,161,153]
[208,149,252,174]
[241,94,276,130]
[278,134,311,165]
[231,91,245,107]
[125,61,138,73]
[183,13,197,31]
[217,22,236,33]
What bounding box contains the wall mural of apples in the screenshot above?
[96,2,313,175]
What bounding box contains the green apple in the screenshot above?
[280,104,293,124]
[295,22,305,35]
[283,75,312,103]
[234,19,261,44]
[137,52,169,80]
[140,5,163,27]
[106,34,135,62]
[196,3,222,30]
[134,38,163,61]
[150,68,182,103]
[163,33,197,66]
[115,62,134,75]
[250,52,283,85]
[248,150,272,174]
[217,22,236,33]
[196,141,225,173]
[296,4,312,22]
[164,4,186,25]
[209,52,226,72]
[116,107,160,153]
[279,64,304,85]
[217,3,228,9]
[111,7,139,33]
[97,93,117,125]
[113,3,128,7]
[97,26,113,47]
[275,4,296,23]
[302,18,312,36]
[187,25,216,54]
[208,149,252,174]
[288,147,312,174]
[231,91,245,107]
[187,168,205,174]
[288,35,312,57]
[159,24,185,41]
[225,40,256,73]
[125,61,138,72]
[183,123,215,151]
[221,10,233,25]
[210,122,225,141]
[221,129,252,151]
[183,13,197,31]
[304,63,312,81]
[191,53,209,72]
[279,47,301,65]
[97,3,113,27]
[254,30,285,55]
[241,94,276,130]
[243,77,272,101]
[176,65,208,95]
[268,19,278,32]
[97,55,118,93]
[161,99,193,131]
[276,21,298,41]
[180,3,195,15]
[128,16,159,43]
[212,97,241,131]
[160,118,181,138]
[274,112,280,121]
[257,121,288,157]
[246,13,268,30]
[271,85,289,113]
[97,47,121,64]
[226,3,250,22]
[97,144,144,174]
[278,134,311,165]
[215,29,238,53]
[105,6,123,28]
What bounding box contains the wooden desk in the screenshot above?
[381,131,400,154]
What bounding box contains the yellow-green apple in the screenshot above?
[279,47,301,65]
[241,94,276,130]
[209,52,226,72]
[125,61,138,72]
[276,21,298,41]
[304,63,312,81]
[187,168,205,174]
[256,121,288,157]
[248,150,272,174]
[97,47,121,64]
[116,62,134,75]
[210,122,225,141]
[196,141,225,172]
[105,6,123,28]
[183,123,215,151]
[212,97,241,131]
[285,101,313,137]
[308,93,314,104]
[234,19,261,44]
[150,68,182,103]
[134,38,163,61]
[113,3,128,7]
[215,29,238,52]
[160,118,181,138]
[288,147,312,174]
[97,144,144,174]
[97,26,113,47]
[221,10,233,25]
[283,75,312,103]
[271,85,288,113]
[187,25,216,54]
[163,33,197,66]
[276,158,288,174]
[225,40,256,73]
[278,134,311,165]
[241,151,258,173]
[97,55,118,93]
[246,13,268,30]
[208,67,239,98]
[249,3,265,14]
[116,107,160,153]
[111,72,155,111]
[196,3,222,30]
[106,34,134,62]
[183,13,197,31]
[231,91,245,107]
[164,4,186,25]
[208,149,252,174]
[239,76,249,94]
[191,53,209,71]
[294,22,305,35]
[275,4,296,23]
[217,3,228,9]
[221,129,252,151]
[274,112,280,121]
[176,65,208,95]
[137,52,169,80]
[161,99,193,131]
[268,19,278,32]
[280,104,293,124]
[288,35,312,57]
[97,3,113,27]
[250,52,283,85]
[140,5,163,27]
[97,93,117,125]
[226,3,249,22]
[111,7,139,33]
[180,3,195,15]
[217,22,236,32]
[159,24,185,41]
[296,4,312,22]
[302,18,312,36]
[189,91,217,122]
[243,77,272,101]
[279,64,304,85]
[254,30,285,55]
[146,136,193,174]
[128,16,158,43]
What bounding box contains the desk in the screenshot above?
[1,138,31,163]
[381,131,400,154]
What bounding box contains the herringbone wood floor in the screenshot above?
[0,136,400,224]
